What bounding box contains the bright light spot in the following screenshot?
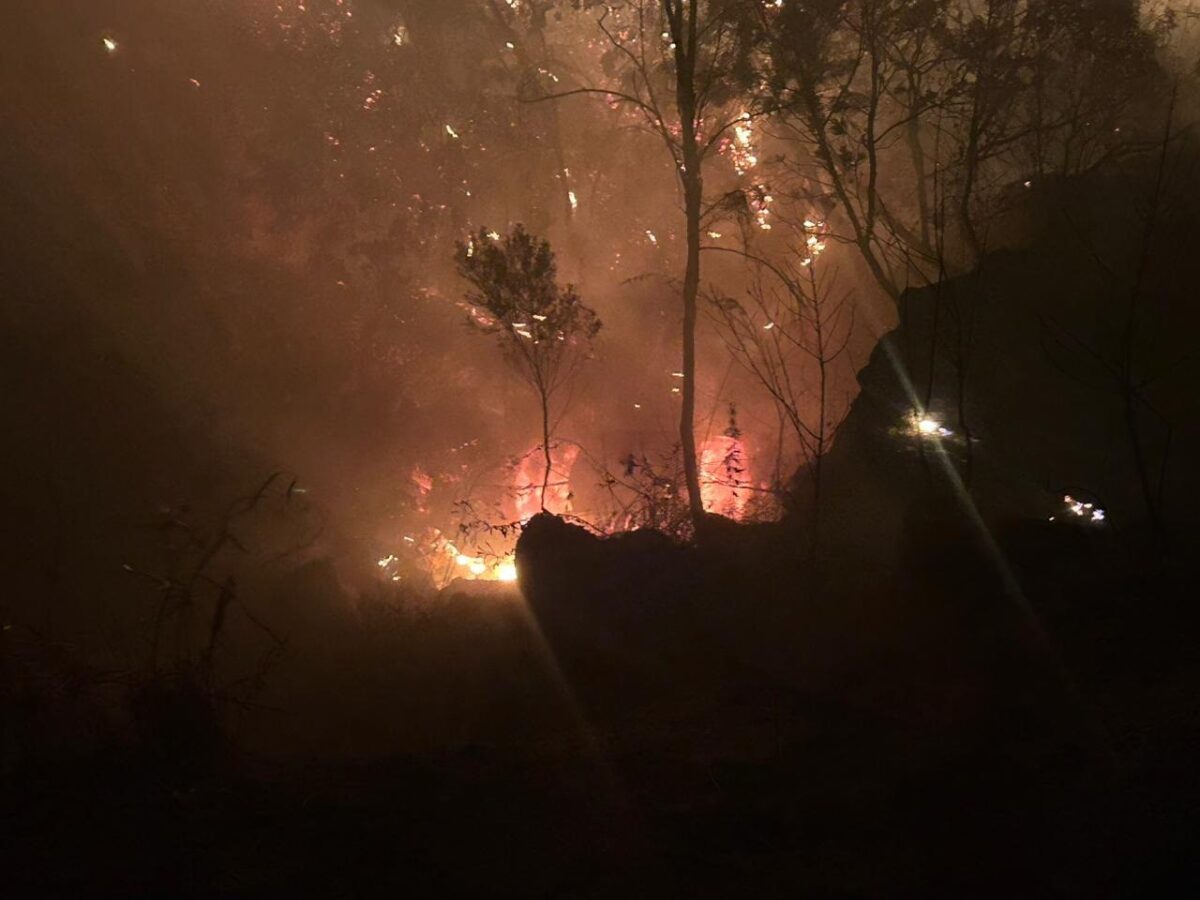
[1062,494,1106,525]
[102,36,118,54]
[568,189,579,211]
[468,560,487,576]
[907,411,952,438]
[455,553,472,566]
[445,124,459,139]
[497,561,518,582]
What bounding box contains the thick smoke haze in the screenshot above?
[4,1,1195,596]
[3,1,841,593]
[5,3,1200,896]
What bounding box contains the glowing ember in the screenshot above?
[102,36,119,54]
[749,185,773,230]
[727,113,759,176]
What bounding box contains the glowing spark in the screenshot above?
[445,124,459,139]
[568,190,579,211]
[750,186,773,230]
[728,113,759,175]
[917,418,940,435]
[102,36,118,54]
[763,321,774,330]
[645,229,658,246]
[707,231,722,239]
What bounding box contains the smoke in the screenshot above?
[0,1,822,603]
[11,0,1172,595]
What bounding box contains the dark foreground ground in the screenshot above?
[4,513,1199,898]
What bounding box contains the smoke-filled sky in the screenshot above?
[1,1,836,583]
[3,0,1196,592]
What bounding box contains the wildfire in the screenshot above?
[379,534,520,588]
[800,218,828,266]
[511,443,578,523]
[749,185,773,230]
[726,113,759,176]
[698,434,753,518]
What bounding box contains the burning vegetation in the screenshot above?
[4,1,1200,896]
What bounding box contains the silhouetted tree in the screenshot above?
[538,0,762,532]
[708,215,854,549]
[455,225,601,509]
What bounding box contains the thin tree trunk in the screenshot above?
[540,389,552,511]
[675,3,704,531]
